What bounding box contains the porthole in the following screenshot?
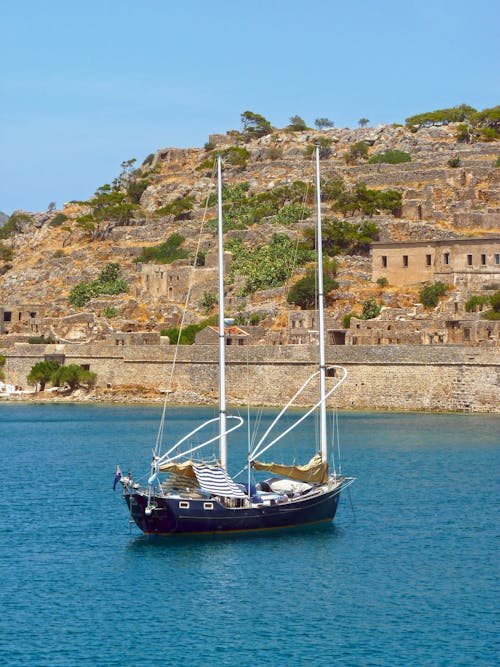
[179,501,190,509]
[203,502,214,510]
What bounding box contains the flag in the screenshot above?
[113,465,122,491]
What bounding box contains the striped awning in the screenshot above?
[193,465,246,498]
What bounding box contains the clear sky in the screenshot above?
[1,0,498,215]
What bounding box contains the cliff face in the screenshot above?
[0,123,499,341]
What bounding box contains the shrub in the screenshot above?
[266,146,283,160]
[368,150,411,165]
[342,313,354,328]
[0,354,5,381]
[161,323,205,345]
[228,234,314,296]
[274,203,310,225]
[376,277,389,287]
[495,157,500,168]
[134,233,188,264]
[0,242,13,262]
[142,153,155,166]
[249,314,261,325]
[456,124,471,143]
[200,291,218,313]
[361,297,381,319]
[304,137,333,159]
[419,281,448,308]
[155,196,194,220]
[69,262,128,306]
[103,306,119,318]
[49,213,69,227]
[287,265,339,309]
[345,142,369,164]
[465,295,489,312]
[27,335,55,344]
[127,179,150,204]
[448,156,461,168]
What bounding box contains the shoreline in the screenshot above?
[1,389,498,414]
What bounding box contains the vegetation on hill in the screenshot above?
[368,150,411,164]
[69,263,128,307]
[134,233,188,264]
[406,104,500,141]
[0,354,5,381]
[419,281,448,308]
[287,259,339,309]
[303,218,379,256]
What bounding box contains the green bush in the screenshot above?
[465,295,489,312]
[287,266,339,309]
[361,297,381,319]
[142,153,155,166]
[103,306,119,318]
[332,184,402,217]
[274,203,310,225]
[228,234,314,296]
[266,146,283,160]
[0,354,5,381]
[0,242,13,262]
[304,137,333,159]
[368,150,411,165]
[376,277,389,287]
[345,142,369,164]
[155,196,194,220]
[27,335,55,344]
[200,291,218,313]
[134,233,188,264]
[419,281,448,308]
[161,323,205,345]
[448,156,461,168]
[342,313,354,328]
[49,213,69,227]
[69,262,128,306]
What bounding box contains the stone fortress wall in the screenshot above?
[3,342,498,413]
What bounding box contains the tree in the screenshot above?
[315,118,334,130]
[345,141,369,164]
[287,265,339,309]
[47,202,56,212]
[51,364,97,391]
[287,115,307,131]
[241,111,272,139]
[27,361,60,391]
[358,118,369,127]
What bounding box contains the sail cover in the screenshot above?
[193,465,246,498]
[159,460,197,478]
[251,454,328,484]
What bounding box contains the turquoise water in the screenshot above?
[0,404,498,666]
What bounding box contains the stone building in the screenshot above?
[0,304,45,335]
[195,324,251,346]
[137,251,231,305]
[371,237,500,288]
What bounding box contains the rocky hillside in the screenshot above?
[1,120,499,342]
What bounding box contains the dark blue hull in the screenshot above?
[124,485,343,536]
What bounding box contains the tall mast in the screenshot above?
[315,145,328,460]
[217,155,227,470]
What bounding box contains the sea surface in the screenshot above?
[0,404,498,667]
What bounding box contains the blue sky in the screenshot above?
[1,0,498,214]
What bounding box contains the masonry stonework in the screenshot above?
[2,343,498,412]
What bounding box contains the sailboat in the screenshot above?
[120,147,354,535]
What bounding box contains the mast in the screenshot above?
[217,155,227,470]
[315,145,328,461]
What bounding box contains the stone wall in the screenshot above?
[2,343,498,412]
